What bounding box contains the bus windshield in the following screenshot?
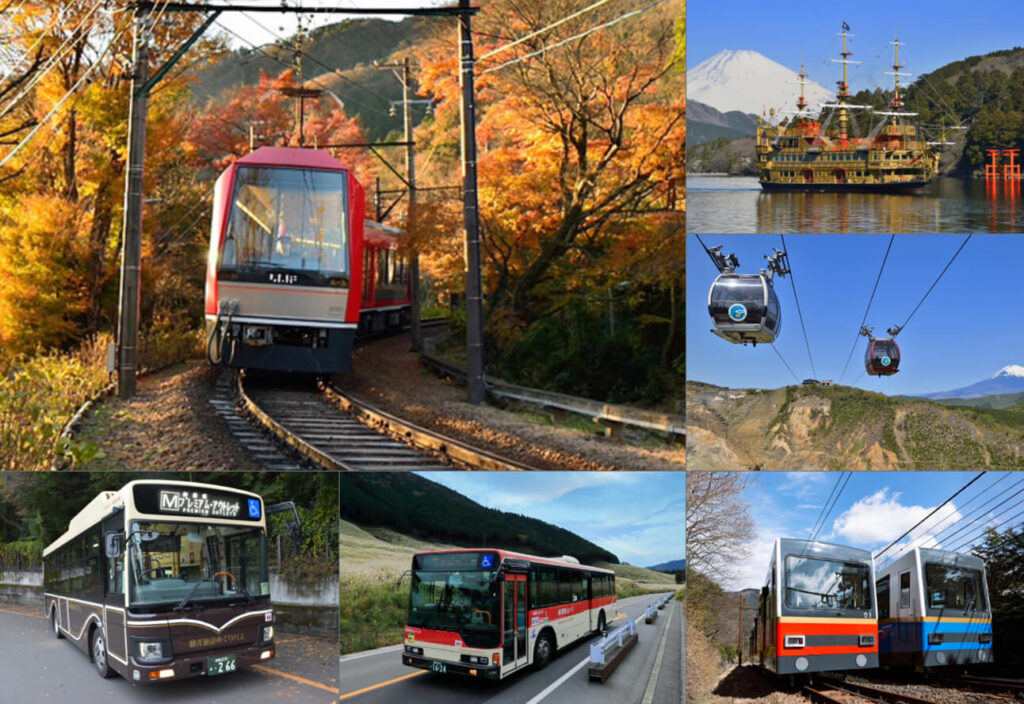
[127,522,269,608]
[408,569,500,646]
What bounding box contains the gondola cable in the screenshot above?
[839,234,894,384]
[771,344,800,385]
[780,235,817,379]
[889,234,972,338]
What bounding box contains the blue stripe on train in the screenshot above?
[879,620,992,655]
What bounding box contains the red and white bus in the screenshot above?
[401,549,616,680]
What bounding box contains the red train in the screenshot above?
[204,147,411,374]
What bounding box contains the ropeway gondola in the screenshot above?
[706,245,790,345]
[860,325,901,376]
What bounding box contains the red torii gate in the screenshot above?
[985,148,1020,179]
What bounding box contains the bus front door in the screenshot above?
[502,575,529,673]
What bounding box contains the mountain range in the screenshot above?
[919,365,1024,399]
[689,49,832,117]
[646,559,686,573]
[688,100,758,146]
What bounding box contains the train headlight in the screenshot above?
[138,641,164,661]
[979,632,992,644]
[784,635,805,648]
[858,635,875,647]
[928,633,943,645]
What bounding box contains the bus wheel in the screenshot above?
[91,627,114,679]
[597,611,606,634]
[51,609,63,639]
[534,632,554,669]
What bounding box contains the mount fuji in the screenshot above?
[921,365,1024,399]
[689,49,833,117]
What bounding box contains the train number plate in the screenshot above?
[430,661,447,674]
[208,655,237,676]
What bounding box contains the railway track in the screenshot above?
[939,675,1024,698]
[236,373,533,471]
[805,679,940,704]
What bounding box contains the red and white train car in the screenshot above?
[204,147,411,374]
[401,549,616,680]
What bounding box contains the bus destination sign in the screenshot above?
[132,485,263,522]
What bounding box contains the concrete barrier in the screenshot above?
[588,620,638,683]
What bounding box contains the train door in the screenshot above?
[502,575,529,673]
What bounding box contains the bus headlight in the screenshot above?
[261,625,274,642]
[405,646,423,655]
[138,641,164,661]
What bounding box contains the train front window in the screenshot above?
[785,556,871,611]
[221,166,349,276]
[925,564,986,611]
[127,522,269,607]
[407,569,500,647]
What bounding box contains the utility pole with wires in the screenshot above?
[377,56,423,353]
[115,5,151,399]
[458,0,486,405]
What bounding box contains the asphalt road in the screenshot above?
[0,604,338,703]
[338,592,684,704]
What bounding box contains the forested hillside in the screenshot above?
[339,472,618,565]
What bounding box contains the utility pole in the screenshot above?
[378,57,424,353]
[116,6,151,398]
[458,0,485,404]
[401,57,423,354]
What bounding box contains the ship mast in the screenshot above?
[835,23,853,147]
[886,33,912,123]
[796,62,809,116]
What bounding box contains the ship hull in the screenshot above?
[759,179,931,194]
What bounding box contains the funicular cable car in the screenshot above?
[860,325,901,376]
[706,245,790,345]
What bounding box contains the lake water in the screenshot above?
[688,174,1024,233]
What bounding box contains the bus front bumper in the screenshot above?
[128,643,275,684]
[402,654,500,680]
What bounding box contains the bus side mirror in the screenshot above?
[105,532,122,558]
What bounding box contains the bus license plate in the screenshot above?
[208,655,237,676]
[430,661,447,674]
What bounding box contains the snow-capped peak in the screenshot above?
[688,49,833,117]
[993,364,1024,378]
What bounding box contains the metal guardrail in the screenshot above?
[644,604,658,623]
[587,620,639,683]
[590,620,637,665]
[419,351,684,438]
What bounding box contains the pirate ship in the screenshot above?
[755,24,939,192]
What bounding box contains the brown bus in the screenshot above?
[43,480,279,683]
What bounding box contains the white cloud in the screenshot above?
[827,489,962,549]
[721,536,775,591]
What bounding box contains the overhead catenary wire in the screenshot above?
[810,472,851,542]
[806,472,846,540]
[478,0,616,61]
[0,19,129,171]
[874,471,986,560]
[479,0,668,76]
[839,234,894,384]
[779,234,816,379]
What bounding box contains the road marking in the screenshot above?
[0,607,42,619]
[525,593,663,704]
[523,656,591,704]
[641,598,675,704]
[339,644,404,662]
[338,670,427,700]
[251,664,339,694]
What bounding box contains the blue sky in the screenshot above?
[214,1,427,49]
[689,1,1024,87]
[723,471,1013,590]
[686,234,1022,395]
[417,472,684,569]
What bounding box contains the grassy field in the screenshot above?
[339,521,680,655]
